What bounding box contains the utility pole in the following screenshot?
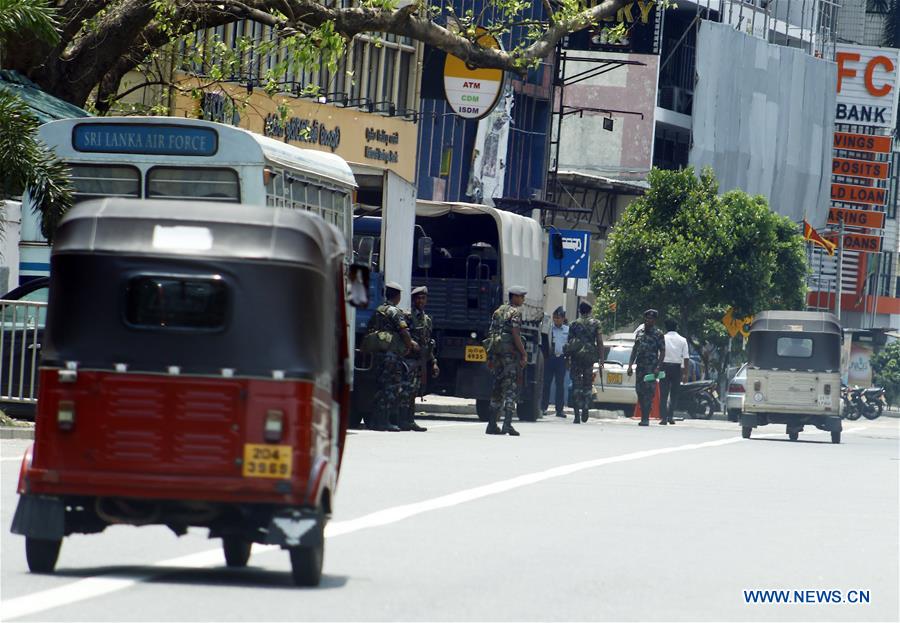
[835,218,844,321]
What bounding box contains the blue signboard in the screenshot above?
[546,229,591,279]
[73,123,218,156]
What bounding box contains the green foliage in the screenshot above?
[592,167,808,375]
[0,0,59,46]
[0,91,73,241]
[870,341,900,405]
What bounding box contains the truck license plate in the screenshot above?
[465,345,487,362]
[242,444,292,478]
[607,372,623,384]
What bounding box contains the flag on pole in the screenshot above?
[803,220,836,256]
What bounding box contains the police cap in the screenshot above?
[411,286,428,296]
[643,308,659,318]
[553,306,565,317]
[508,285,527,296]
[385,281,402,293]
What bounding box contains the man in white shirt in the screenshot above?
[542,307,569,417]
[660,319,690,425]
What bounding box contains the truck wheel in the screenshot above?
[788,431,799,441]
[741,426,752,439]
[475,399,492,422]
[831,430,841,444]
[222,537,252,567]
[517,352,544,422]
[25,537,61,573]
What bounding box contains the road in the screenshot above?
[1,414,898,621]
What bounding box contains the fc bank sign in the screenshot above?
[835,45,900,129]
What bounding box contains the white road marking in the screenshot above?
[1,456,24,462]
[2,426,868,619]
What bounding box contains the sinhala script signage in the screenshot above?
[835,44,900,128]
[443,30,505,119]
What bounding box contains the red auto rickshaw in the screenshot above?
[11,199,367,586]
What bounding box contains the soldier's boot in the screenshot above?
[572,409,581,424]
[485,405,503,435]
[581,406,590,422]
[501,409,520,436]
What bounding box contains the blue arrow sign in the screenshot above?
[547,230,591,279]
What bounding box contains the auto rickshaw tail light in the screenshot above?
[57,400,76,431]
[264,410,284,442]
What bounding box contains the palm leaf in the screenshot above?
[0,0,60,45]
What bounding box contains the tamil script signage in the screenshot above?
[73,123,218,156]
[364,127,400,164]
[835,45,900,129]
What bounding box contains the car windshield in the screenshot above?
[604,346,632,365]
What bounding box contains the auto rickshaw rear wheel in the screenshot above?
[25,537,62,573]
[788,431,799,441]
[741,426,752,439]
[831,430,841,444]
[222,537,252,567]
[289,542,324,587]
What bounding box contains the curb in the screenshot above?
[0,426,35,440]
[416,402,477,415]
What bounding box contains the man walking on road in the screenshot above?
[660,319,689,425]
[542,307,569,418]
[566,301,604,425]
[486,286,528,436]
[368,281,419,431]
[627,309,665,426]
[399,286,438,432]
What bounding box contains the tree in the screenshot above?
[868,0,899,48]
[870,341,900,406]
[591,167,808,375]
[1,0,643,111]
[0,0,73,240]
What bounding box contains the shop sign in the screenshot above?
[263,114,341,151]
[835,45,899,129]
[443,29,505,119]
[831,157,890,180]
[833,132,893,153]
[364,127,400,164]
[830,183,887,206]
[827,207,886,229]
[825,232,883,253]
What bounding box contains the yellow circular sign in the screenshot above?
[443,30,505,119]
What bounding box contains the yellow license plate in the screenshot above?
[242,444,292,479]
[465,345,487,362]
[607,372,623,384]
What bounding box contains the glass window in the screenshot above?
[69,165,140,203]
[776,337,813,358]
[397,53,411,113]
[126,276,228,330]
[147,167,239,202]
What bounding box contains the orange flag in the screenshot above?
[803,220,836,256]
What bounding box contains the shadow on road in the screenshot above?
[51,565,349,590]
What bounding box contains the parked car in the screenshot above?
[592,336,637,416]
[726,363,747,422]
[0,277,49,419]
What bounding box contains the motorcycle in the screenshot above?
[843,385,884,420]
[672,380,720,420]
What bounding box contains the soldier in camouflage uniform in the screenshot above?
[627,309,666,426]
[367,281,419,431]
[565,301,604,425]
[486,286,529,436]
[399,286,439,432]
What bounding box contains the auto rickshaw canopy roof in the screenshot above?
[748,310,841,335]
[53,199,346,267]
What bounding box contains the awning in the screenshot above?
[553,170,649,194]
[0,70,91,123]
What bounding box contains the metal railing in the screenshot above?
[0,299,46,405]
